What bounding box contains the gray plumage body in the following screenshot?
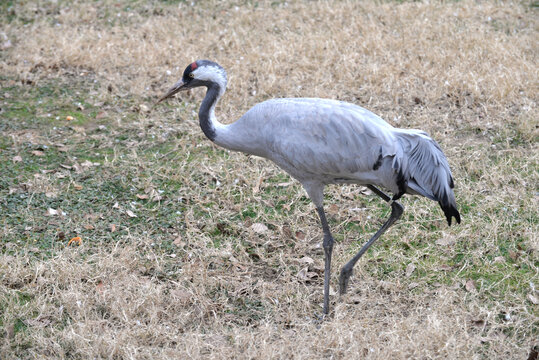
[218,97,459,223]
[158,60,460,315]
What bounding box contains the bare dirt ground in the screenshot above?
[0,0,537,358]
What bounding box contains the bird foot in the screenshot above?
[339,267,353,295]
[313,311,331,327]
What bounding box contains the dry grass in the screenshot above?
[1,0,538,358]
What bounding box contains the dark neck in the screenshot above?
[198,83,222,142]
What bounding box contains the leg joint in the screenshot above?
[391,200,404,217]
[323,234,334,251]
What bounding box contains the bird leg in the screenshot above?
[339,186,404,295]
[366,184,391,202]
[316,206,334,315]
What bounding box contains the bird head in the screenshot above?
[157,60,227,103]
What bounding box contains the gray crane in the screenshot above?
[158,60,461,315]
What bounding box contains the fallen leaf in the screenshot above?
[465,279,477,292]
[408,282,419,289]
[45,191,57,198]
[31,150,45,157]
[46,208,58,216]
[173,235,185,247]
[84,224,94,230]
[298,256,314,264]
[68,236,82,246]
[172,289,192,305]
[493,256,505,263]
[24,316,51,328]
[74,184,83,190]
[297,267,317,281]
[126,210,137,218]
[251,223,268,234]
[328,203,339,215]
[471,319,485,328]
[436,233,455,246]
[5,323,14,339]
[252,176,263,194]
[282,225,293,238]
[109,224,117,233]
[60,164,72,170]
[406,263,416,277]
[297,267,309,280]
[235,263,247,271]
[81,160,98,168]
[112,202,119,209]
[136,194,149,200]
[148,188,163,201]
[527,294,538,305]
[2,39,12,50]
[508,250,519,261]
[96,281,104,295]
[276,182,293,187]
[72,163,82,173]
[96,111,107,119]
[84,213,101,222]
[295,231,306,240]
[12,155,22,162]
[71,126,85,133]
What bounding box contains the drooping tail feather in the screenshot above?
[435,174,461,226]
[394,130,461,226]
[440,200,461,226]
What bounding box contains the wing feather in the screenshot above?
[393,130,461,225]
[229,98,460,225]
[249,99,398,180]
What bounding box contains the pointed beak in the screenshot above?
[156,80,188,104]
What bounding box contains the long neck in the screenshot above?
[198,83,223,142]
[198,82,257,155]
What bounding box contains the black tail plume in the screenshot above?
[440,201,461,226]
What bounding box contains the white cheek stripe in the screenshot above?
[192,66,227,90]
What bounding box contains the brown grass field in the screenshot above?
[1,0,538,358]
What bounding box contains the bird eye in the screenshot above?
[189,73,195,78]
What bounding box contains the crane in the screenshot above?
[157,60,461,315]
